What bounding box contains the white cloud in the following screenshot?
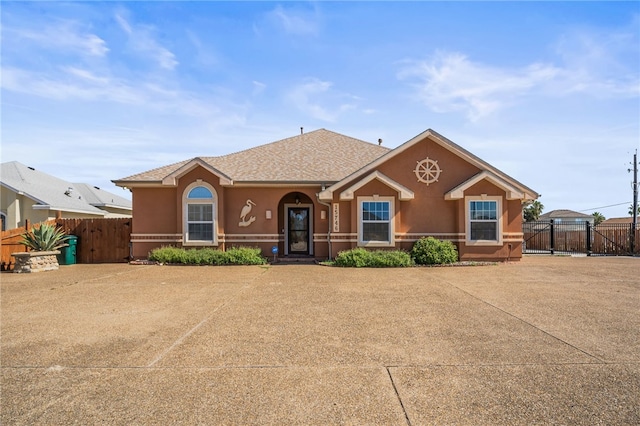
[286,78,357,122]
[7,20,109,57]
[397,52,560,121]
[115,12,178,71]
[185,30,219,68]
[398,25,639,122]
[252,81,267,96]
[264,4,320,36]
[2,67,142,104]
[0,65,245,121]
[552,27,640,98]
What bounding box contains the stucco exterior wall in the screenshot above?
[0,190,100,229]
[127,133,529,262]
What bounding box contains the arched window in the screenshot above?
[183,182,217,245]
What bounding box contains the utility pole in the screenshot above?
[631,150,638,254]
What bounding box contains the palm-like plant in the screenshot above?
[592,212,605,226]
[523,200,544,222]
[20,223,70,251]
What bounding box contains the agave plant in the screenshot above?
[20,223,70,251]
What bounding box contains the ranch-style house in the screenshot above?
[113,128,539,261]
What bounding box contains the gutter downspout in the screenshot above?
[316,193,332,260]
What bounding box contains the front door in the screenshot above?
[288,207,310,255]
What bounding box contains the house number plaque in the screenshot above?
[332,203,340,232]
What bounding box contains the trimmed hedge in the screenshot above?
[334,248,414,268]
[411,237,458,265]
[149,246,267,265]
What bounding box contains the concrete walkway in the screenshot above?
[1,256,639,424]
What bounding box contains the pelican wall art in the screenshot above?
[239,199,256,227]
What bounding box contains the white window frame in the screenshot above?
[183,181,218,246]
[465,196,502,246]
[357,196,395,247]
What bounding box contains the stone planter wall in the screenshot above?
[12,251,61,273]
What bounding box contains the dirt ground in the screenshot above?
[1,256,639,425]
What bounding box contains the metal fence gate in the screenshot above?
[523,220,640,256]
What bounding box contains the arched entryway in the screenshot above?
[278,192,314,256]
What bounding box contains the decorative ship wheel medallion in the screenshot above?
[414,157,442,185]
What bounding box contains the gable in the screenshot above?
[161,158,233,187]
[339,171,414,201]
[444,171,529,200]
[320,129,538,202]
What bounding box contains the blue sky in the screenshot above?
[2,1,639,218]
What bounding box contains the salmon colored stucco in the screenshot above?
[114,129,538,262]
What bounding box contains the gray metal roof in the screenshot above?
[1,161,130,215]
[73,183,132,210]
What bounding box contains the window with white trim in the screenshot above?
[467,198,500,243]
[184,183,217,245]
[358,197,394,246]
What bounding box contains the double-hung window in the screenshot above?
[184,184,217,245]
[468,199,500,243]
[359,197,394,246]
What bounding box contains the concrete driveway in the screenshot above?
[1,256,639,425]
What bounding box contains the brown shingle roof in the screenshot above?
[115,129,390,184]
[539,209,593,219]
[601,217,633,224]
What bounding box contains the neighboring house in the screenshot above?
[539,209,594,224]
[600,217,633,225]
[113,128,538,261]
[1,161,132,230]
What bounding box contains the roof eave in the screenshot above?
[91,203,133,211]
[0,182,48,205]
[31,204,107,216]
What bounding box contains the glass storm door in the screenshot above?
[288,207,309,254]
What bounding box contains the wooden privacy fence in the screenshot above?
[0,220,56,271]
[56,218,131,264]
[523,220,640,256]
[1,218,131,270]
[1,225,28,270]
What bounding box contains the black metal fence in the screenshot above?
[523,220,640,256]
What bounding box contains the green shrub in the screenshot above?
[411,237,458,265]
[148,246,186,264]
[334,248,413,268]
[148,246,266,265]
[225,247,267,265]
[334,247,372,267]
[20,223,70,251]
[369,250,414,267]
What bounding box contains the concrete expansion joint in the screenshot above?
[385,366,412,426]
[444,280,606,364]
[145,278,263,368]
